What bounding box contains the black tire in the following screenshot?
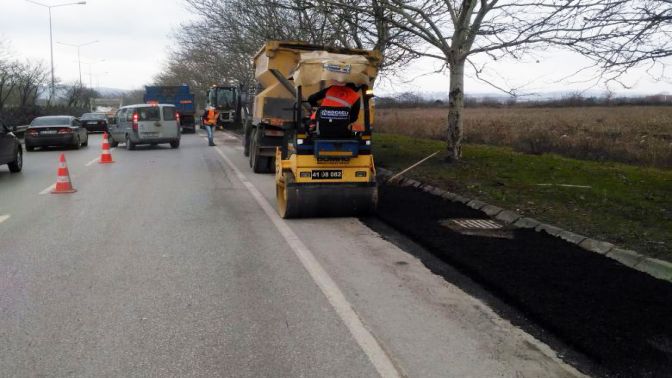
[170,140,180,149]
[25,145,34,152]
[73,136,81,150]
[109,136,119,148]
[266,157,275,173]
[243,125,251,157]
[250,128,269,173]
[252,155,270,174]
[82,134,88,147]
[276,171,298,218]
[125,134,135,150]
[249,128,274,173]
[8,148,22,173]
[248,128,257,168]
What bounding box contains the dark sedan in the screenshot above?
[25,116,89,151]
[0,122,22,172]
[80,112,109,133]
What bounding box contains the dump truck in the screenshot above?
[249,40,380,218]
[144,85,196,133]
[206,84,244,129]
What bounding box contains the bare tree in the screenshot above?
[121,89,145,106]
[158,0,414,97]
[15,61,49,108]
[321,0,634,160]
[0,60,20,111]
[61,82,98,109]
[571,0,671,75]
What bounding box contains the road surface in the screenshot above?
[0,132,582,377]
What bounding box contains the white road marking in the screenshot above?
[213,146,401,378]
[86,144,116,167]
[38,184,56,195]
[199,133,243,150]
[85,157,99,167]
[38,174,77,195]
[0,214,10,224]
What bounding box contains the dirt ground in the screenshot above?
[371,183,672,377]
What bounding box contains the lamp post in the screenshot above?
[89,71,109,111]
[80,59,105,88]
[25,0,87,104]
[93,71,110,89]
[57,40,99,85]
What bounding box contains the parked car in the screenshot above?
[80,112,109,133]
[25,116,89,151]
[108,104,180,150]
[0,121,22,173]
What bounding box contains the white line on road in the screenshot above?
[85,157,99,167]
[38,184,56,195]
[0,214,10,224]
[199,134,243,151]
[38,174,77,195]
[213,146,402,378]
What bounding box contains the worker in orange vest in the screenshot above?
[308,82,362,132]
[202,106,218,146]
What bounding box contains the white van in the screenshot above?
[108,104,180,150]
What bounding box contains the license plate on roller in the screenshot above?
[311,170,342,179]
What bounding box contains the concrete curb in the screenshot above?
[377,167,672,284]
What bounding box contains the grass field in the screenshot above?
[374,134,672,263]
[375,106,672,168]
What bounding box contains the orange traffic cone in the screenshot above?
[51,153,77,194]
[99,132,114,164]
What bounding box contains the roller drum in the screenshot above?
[278,173,377,218]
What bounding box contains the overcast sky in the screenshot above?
[1,0,670,96]
[1,0,194,90]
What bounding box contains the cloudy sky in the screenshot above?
[1,0,195,90]
[1,0,670,96]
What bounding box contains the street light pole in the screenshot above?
[25,0,87,105]
[56,40,98,87]
[80,59,105,88]
[48,7,54,104]
[77,46,82,84]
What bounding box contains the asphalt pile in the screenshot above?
[373,184,672,377]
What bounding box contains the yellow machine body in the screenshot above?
[252,41,381,126]
[252,41,381,218]
[275,149,378,218]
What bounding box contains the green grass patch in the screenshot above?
[374,133,672,262]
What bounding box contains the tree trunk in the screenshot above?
[446,59,465,161]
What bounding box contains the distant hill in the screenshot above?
[36,86,131,100]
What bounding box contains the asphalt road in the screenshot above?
[0,132,583,377]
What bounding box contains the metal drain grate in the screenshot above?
[439,218,512,239]
[450,219,503,230]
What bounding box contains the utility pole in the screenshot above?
[57,40,99,86]
[25,0,87,105]
[81,59,105,88]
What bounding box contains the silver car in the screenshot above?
[108,104,180,150]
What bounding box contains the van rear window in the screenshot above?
[136,107,160,121]
[163,107,176,121]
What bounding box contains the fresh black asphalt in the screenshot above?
[372,183,672,377]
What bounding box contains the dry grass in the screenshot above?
[375,106,672,168]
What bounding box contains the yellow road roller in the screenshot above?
[252,41,380,218]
